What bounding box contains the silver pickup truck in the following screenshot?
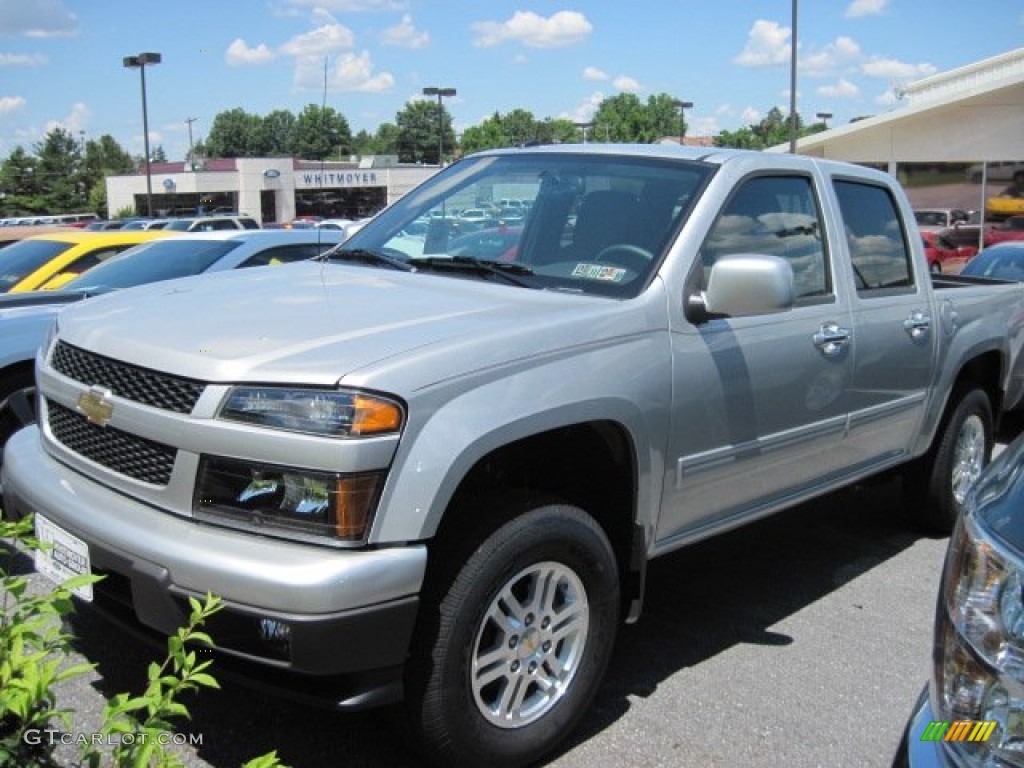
[5,145,1024,767]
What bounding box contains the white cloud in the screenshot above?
[734,20,791,67]
[332,50,394,91]
[845,0,887,18]
[280,23,356,57]
[816,78,860,99]
[741,106,763,124]
[225,39,275,66]
[560,91,605,124]
[381,13,428,48]
[0,95,25,114]
[861,56,937,80]
[44,101,88,135]
[801,36,861,76]
[0,52,46,66]
[295,50,393,92]
[612,75,642,92]
[472,11,592,49]
[583,66,608,81]
[0,0,78,38]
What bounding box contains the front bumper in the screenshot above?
[893,686,959,768]
[2,427,426,702]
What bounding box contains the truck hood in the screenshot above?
[56,261,629,389]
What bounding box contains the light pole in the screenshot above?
[816,111,832,129]
[123,52,161,216]
[789,0,798,153]
[185,116,197,170]
[573,122,593,143]
[422,86,456,166]
[674,100,693,146]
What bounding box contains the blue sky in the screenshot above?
[1,0,1022,161]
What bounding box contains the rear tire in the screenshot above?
[404,501,620,768]
[904,388,993,533]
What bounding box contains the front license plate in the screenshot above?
[33,514,93,602]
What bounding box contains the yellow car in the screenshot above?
[0,230,175,292]
[985,185,1024,221]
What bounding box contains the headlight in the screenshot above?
[218,387,403,437]
[935,513,1024,764]
[195,455,383,543]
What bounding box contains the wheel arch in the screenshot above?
[431,419,647,625]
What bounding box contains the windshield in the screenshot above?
[65,239,241,291]
[0,239,72,292]
[340,151,712,298]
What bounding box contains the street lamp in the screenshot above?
[123,52,161,216]
[573,122,593,144]
[674,100,693,146]
[816,111,833,129]
[422,86,456,166]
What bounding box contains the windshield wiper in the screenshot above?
[322,248,414,272]
[411,256,535,287]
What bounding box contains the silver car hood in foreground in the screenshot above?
[55,261,631,391]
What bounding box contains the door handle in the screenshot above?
[813,322,851,356]
[903,310,931,341]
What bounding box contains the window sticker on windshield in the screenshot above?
[571,263,627,282]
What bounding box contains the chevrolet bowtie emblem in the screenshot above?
[77,386,114,426]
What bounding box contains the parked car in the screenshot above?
[0,228,347,450]
[0,230,174,293]
[986,186,1024,221]
[447,225,523,261]
[986,215,1024,245]
[915,208,971,230]
[922,231,975,273]
[966,160,1024,184]
[893,432,1024,767]
[161,215,261,231]
[960,242,1024,281]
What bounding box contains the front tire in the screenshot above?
[904,388,993,533]
[404,502,620,768]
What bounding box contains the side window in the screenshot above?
[238,244,322,268]
[833,179,913,294]
[699,175,829,301]
[67,246,129,274]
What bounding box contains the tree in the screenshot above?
[81,134,135,217]
[0,146,42,215]
[715,107,813,150]
[395,99,455,165]
[35,127,85,213]
[292,104,352,160]
[205,107,263,158]
[260,110,297,156]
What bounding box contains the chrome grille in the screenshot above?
[51,341,205,414]
[47,400,176,486]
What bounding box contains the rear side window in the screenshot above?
[833,179,914,295]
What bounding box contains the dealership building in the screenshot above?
[105,156,438,225]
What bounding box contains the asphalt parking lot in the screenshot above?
[12,420,1024,768]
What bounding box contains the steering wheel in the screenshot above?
[593,244,654,273]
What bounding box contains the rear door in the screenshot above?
[833,177,938,468]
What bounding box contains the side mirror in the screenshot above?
[685,254,795,324]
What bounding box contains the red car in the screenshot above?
[986,215,1024,245]
[921,231,976,273]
